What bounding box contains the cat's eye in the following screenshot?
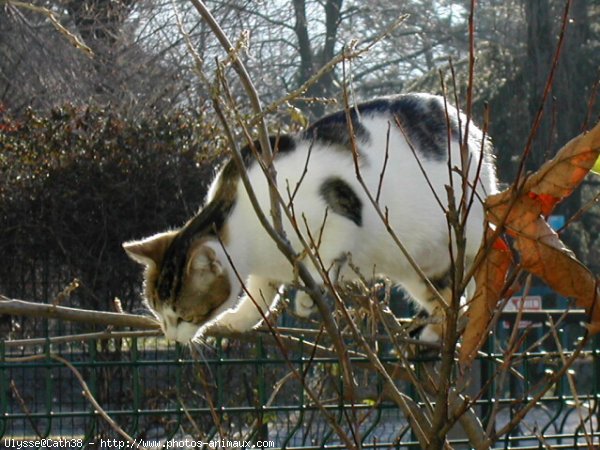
[176,317,184,326]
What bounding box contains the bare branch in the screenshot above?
[0,295,160,330]
[4,0,94,57]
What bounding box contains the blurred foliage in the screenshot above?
[0,104,226,312]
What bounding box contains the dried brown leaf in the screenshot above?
[460,233,512,366]
[461,122,600,367]
[513,218,593,300]
[524,121,600,215]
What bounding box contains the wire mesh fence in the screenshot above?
[1,307,599,449]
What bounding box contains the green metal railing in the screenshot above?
[1,310,599,449]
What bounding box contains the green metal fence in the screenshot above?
[1,307,599,449]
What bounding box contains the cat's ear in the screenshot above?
[122,231,176,268]
[186,243,223,276]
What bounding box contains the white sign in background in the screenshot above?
[502,295,542,329]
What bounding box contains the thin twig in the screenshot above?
[10,380,44,438]
[484,274,533,436]
[5,0,93,56]
[5,353,149,449]
[375,122,391,204]
[547,314,593,447]
[189,0,283,233]
[557,190,600,234]
[249,15,409,126]
[513,0,572,184]
[210,225,359,447]
[211,63,361,436]
[340,55,448,310]
[429,2,481,441]
[493,330,590,439]
[3,330,161,348]
[0,296,161,330]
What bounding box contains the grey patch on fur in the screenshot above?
[238,135,296,169]
[319,177,362,226]
[390,94,460,160]
[430,269,453,292]
[303,93,490,161]
[304,108,370,149]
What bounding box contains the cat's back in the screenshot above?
[211,93,497,282]
[305,93,494,171]
[237,92,496,218]
[275,93,496,199]
[306,93,463,157]
[235,93,495,253]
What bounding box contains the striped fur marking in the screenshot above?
[156,135,296,303]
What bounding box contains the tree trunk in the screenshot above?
[65,0,136,98]
[524,0,554,172]
[292,0,343,117]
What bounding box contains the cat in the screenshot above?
[123,93,497,343]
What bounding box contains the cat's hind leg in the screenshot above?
[401,270,454,343]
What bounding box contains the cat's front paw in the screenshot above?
[201,321,237,337]
[210,316,257,335]
[205,297,265,335]
[418,323,443,344]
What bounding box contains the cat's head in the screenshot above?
[123,231,231,342]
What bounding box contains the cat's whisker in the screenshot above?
[191,334,215,352]
[188,338,218,382]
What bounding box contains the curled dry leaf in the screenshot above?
[524,122,600,214]
[460,232,512,366]
[460,121,600,367]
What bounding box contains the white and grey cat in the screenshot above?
[123,93,497,343]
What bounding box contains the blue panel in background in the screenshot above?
[548,214,565,231]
